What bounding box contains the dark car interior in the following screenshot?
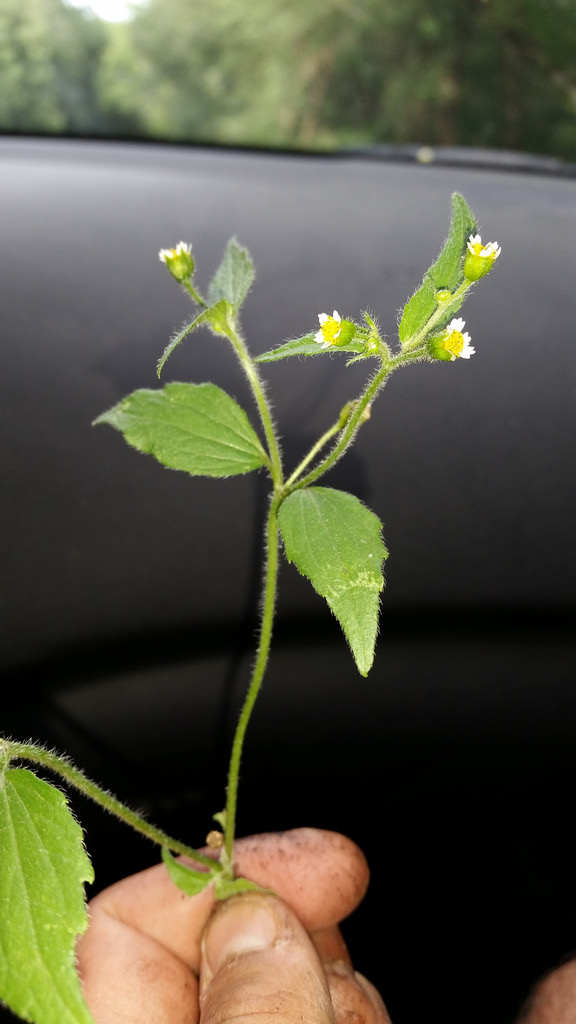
[1,137,575,1024]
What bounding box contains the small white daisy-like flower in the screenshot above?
[158,241,194,282]
[441,317,475,360]
[315,310,342,346]
[158,241,192,263]
[467,234,501,260]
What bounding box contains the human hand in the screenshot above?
[77,827,391,1024]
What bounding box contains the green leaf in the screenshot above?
[255,335,366,363]
[156,308,211,377]
[278,488,388,676]
[399,193,477,343]
[94,382,268,477]
[208,238,254,311]
[161,851,268,902]
[0,767,95,1024]
[161,848,215,897]
[203,298,235,336]
[212,876,272,900]
[157,300,236,377]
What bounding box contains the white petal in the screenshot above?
[318,313,329,324]
[448,317,466,333]
[314,329,325,344]
[332,310,341,322]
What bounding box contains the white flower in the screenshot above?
[467,234,501,260]
[315,310,342,346]
[158,241,194,282]
[158,241,192,264]
[442,317,475,360]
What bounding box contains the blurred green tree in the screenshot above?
[1,0,575,161]
[0,0,112,134]
[99,0,576,160]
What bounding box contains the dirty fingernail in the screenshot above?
[203,896,279,975]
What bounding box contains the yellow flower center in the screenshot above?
[442,329,464,359]
[322,317,342,345]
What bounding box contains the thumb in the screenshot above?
[200,893,333,1024]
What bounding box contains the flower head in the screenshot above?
[158,241,194,282]
[429,317,475,361]
[315,310,342,347]
[464,233,501,281]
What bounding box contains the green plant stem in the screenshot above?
[285,420,342,487]
[0,740,215,866]
[182,279,207,307]
[290,353,390,492]
[226,324,283,487]
[223,494,281,866]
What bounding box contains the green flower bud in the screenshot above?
[158,241,195,282]
[463,234,501,282]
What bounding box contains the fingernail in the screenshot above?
[203,896,279,975]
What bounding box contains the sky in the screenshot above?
[66,0,145,21]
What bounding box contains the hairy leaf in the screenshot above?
[399,193,477,343]
[0,767,94,1024]
[94,382,268,477]
[278,488,388,676]
[255,335,366,363]
[208,238,254,311]
[157,300,235,377]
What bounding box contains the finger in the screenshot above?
[312,926,393,1024]
[233,828,369,931]
[518,958,576,1023]
[77,904,200,1024]
[88,828,369,971]
[200,893,333,1024]
[311,924,352,965]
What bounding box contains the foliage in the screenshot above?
[1,0,575,161]
[0,0,110,134]
[0,766,95,1024]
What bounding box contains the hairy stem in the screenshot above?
[223,495,281,865]
[0,740,215,866]
[285,419,342,487]
[226,324,283,487]
[290,355,390,491]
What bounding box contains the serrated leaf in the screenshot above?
[0,767,95,1024]
[208,238,254,311]
[255,335,366,363]
[399,193,477,343]
[157,308,211,377]
[278,488,388,676]
[94,382,268,477]
[161,848,215,896]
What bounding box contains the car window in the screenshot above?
[1,0,575,161]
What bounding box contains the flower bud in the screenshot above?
[463,234,501,282]
[158,241,195,282]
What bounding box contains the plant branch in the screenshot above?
[285,419,343,487]
[223,493,281,866]
[0,740,215,866]
[226,323,283,487]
